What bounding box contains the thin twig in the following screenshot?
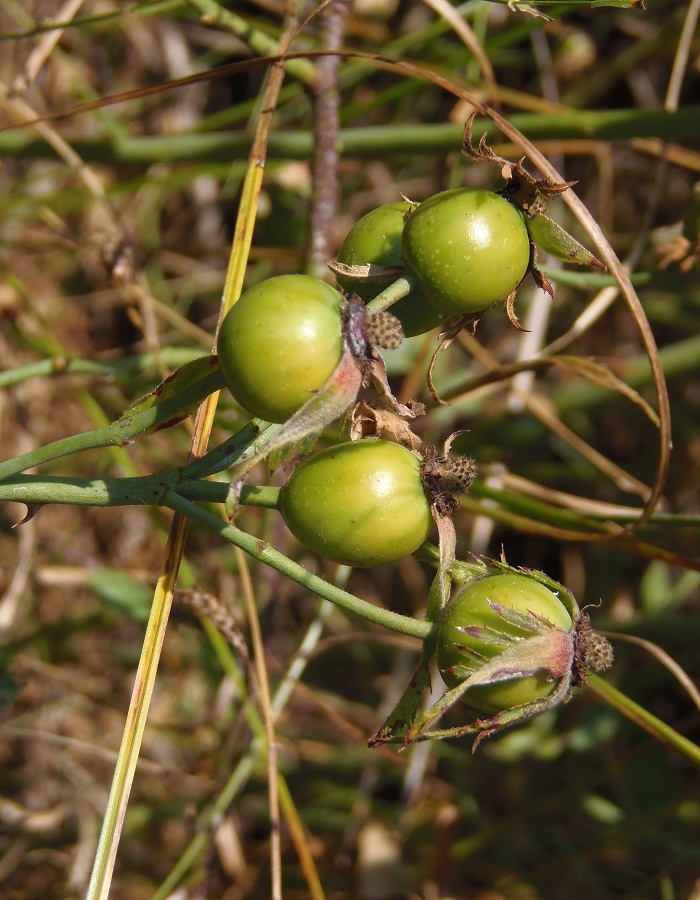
[307,0,351,277]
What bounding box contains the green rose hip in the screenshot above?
[437,573,573,714]
[217,274,344,423]
[279,439,433,568]
[402,188,531,316]
[337,202,444,336]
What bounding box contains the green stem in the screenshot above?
[164,489,432,640]
[0,474,280,510]
[2,108,699,164]
[0,348,203,390]
[587,675,700,767]
[538,266,657,291]
[0,369,225,481]
[365,275,416,313]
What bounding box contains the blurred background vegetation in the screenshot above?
[0,0,699,897]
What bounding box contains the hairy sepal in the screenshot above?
[225,345,362,517]
[405,626,574,747]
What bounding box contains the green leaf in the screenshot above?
[118,356,220,434]
[590,0,644,8]
[528,214,605,270]
[368,648,433,747]
[88,569,152,622]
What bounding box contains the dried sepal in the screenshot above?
[349,401,424,451]
[462,114,576,218]
[500,169,577,218]
[462,115,605,275]
[426,314,481,405]
[421,435,477,501]
[504,290,528,331]
[326,259,406,283]
[530,262,555,297]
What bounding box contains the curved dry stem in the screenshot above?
[445,335,655,508]
[419,0,497,95]
[481,108,671,529]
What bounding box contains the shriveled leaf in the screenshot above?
[350,401,424,451]
[326,259,405,283]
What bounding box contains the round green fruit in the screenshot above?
[279,439,433,567]
[337,202,444,337]
[401,188,531,315]
[217,274,344,423]
[437,573,573,714]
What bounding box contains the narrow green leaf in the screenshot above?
[528,214,605,270]
[87,570,152,622]
[590,0,644,8]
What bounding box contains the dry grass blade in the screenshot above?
[494,471,657,519]
[449,332,654,505]
[236,546,282,899]
[482,108,671,529]
[444,353,660,427]
[419,0,496,92]
[84,19,300,900]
